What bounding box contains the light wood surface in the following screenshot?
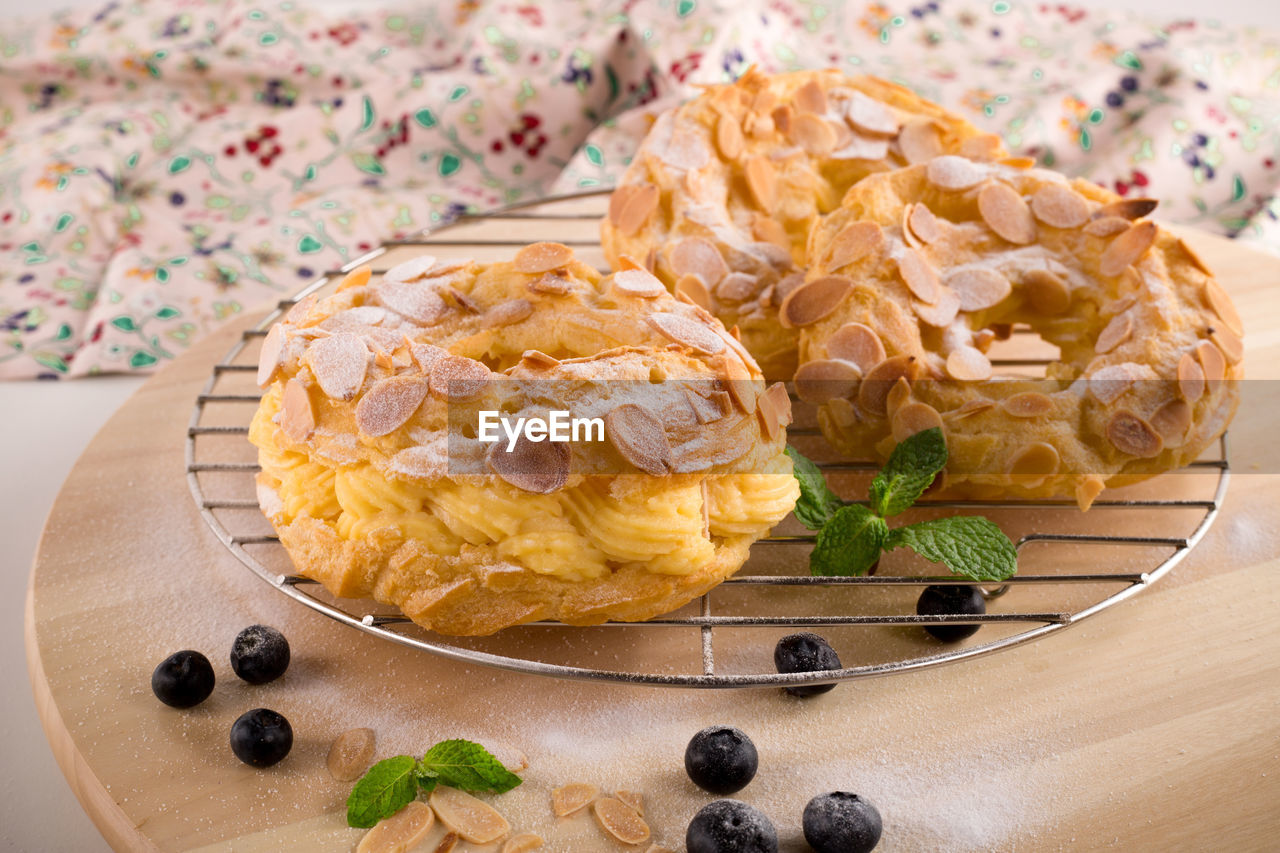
[25,226,1280,852]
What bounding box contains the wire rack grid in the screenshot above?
[185,189,1230,689]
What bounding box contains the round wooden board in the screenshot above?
[26,227,1280,853]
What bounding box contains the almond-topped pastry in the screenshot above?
[249,244,798,635]
[600,66,1004,379]
[794,158,1242,508]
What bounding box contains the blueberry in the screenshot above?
[230,708,293,767]
[916,584,985,642]
[1120,75,1139,92]
[803,791,882,853]
[685,726,758,795]
[773,632,842,697]
[151,650,215,708]
[1105,91,1124,108]
[686,799,778,853]
[230,625,290,684]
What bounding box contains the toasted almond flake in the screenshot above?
[487,433,570,493]
[1177,352,1205,403]
[428,355,491,401]
[661,125,711,170]
[608,183,661,236]
[376,281,449,325]
[1151,399,1192,446]
[527,272,573,295]
[675,274,713,310]
[384,255,439,284]
[779,275,854,328]
[257,324,287,387]
[356,376,429,436]
[645,312,726,354]
[751,87,778,115]
[745,156,777,210]
[433,832,459,853]
[827,322,886,372]
[897,249,940,303]
[1089,363,1144,404]
[1083,216,1131,238]
[858,355,917,416]
[685,386,726,424]
[1107,411,1164,458]
[1023,269,1071,315]
[791,113,837,155]
[945,346,992,381]
[913,286,960,328]
[408,341,448,373]
[978,182,1037,244]
[479,299,532,329]
[885,376,912,417]
[392,444,447,480]
[1009,442,1060,478]
[794,359,861,404]
[773,272,806,305]
[830,133,889,161]
[307,332,369,400]
[907,203,942,245]
[593,797,651,846]
[615,791,644,817]
[898,118,943,164]
[1210,324,1243,364]
[1095,311,1133,354]
[606,404,670,475]
[616,253,646,272]
[356,801,435,853]
[972,329,997,351]
[843,90,898,136]
[1030,183,1090,228]
[722,354,758,413]
[1203,279,1243,336]
[612,268,667,298]
[520,349,559,368]
[826,221,884,269]
[322,306,390,332]
[281,378,315,442]
[514,241,574,274]
[793,79,828,114]
[715,114,745,160]
[449,288,480,315]
[947,398,995,420]
[1099,221,1158,277]
[716,272,758,303]
[891,401,944,442]
[751,216,790,250]
[958,133,1004,160]
[669,237,729,285]
[926,155,986,191]
[338,265,373,291]
[744,110,775,138]
[1003,392,1055,417]
[770,104,794,135]
[756,381,792,441]
[1076,476,1106,509]
[1178,237,1213,274]
[284,293,317,324]
[327,728,376,782]
[1196,340,1226,382]
[999,156,1037,169]
[1096,198,1158,221]
[502,833,544,853]
[946,268,1011,312]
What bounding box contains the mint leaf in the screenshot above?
[869,427,947,517]
[421,740,522,794]
[810,504,888,576]
[347,755,419,828]
[884,516,1017,582]
[786,446,843,530]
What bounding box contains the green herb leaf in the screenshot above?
[884,516,1017,582]
[346,755,420,828]
[869,427,948,517]
[420,740,522,794]
[786,446,844,530]
[810,504,888,577]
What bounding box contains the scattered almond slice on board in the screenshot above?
[429,787,511,844]
[356,801,434,853]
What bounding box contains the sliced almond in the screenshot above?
[826,221,884,270]
[793,78,828,114]
[675,274,713,310]
[780,275,854,328]
[327,728,376,782]
[376,281,449,325]
[337,265,373,292]
[1030,183,1090,229]
[958,133,1005,161]
[794,359,861,404]
[907,203,942,245]
[1177,352,1205,403]
[1196,339,1226,383]
[514,241,574,274]
[716,272,759,303]
[356,801,434,853]
[502,833,544,853]
[487,433,570,494]
[830,133,889,161]
[1178,237,1213,274]
[858,355,917,416]
[1099,221,1158,277]
[448,288,481,314]
[686,386,727,424]
[791,113,837,155]
[1151,399,1192,446]
[715,114,745,160]
[1009,442,1060,478]
[756,381,793,441]
[1089,363,1144,404]
[257,324,287,387]
[999,156,1037,169]
[828,323,886,373]
[384,254,439,284]
[773,272,805,306]
[551,783,599,817]
[1023,269,1071,315]
[1210,324,1243,364]
[645,312,726,354]
[663,126,711,170]
[947,398,995,420]
[1095,311,1133,354]
[593,797,651,846]
[429,787,510,844]
[771,104,794,136]
[615,791,644,817]
[608,183,660,236]
[606,404,671,475]
[972,328,997,351]
[280,378,315,442]
[752,216,790,250]
[843,90,898,136]
[1107,410,1163,458]
[926,155,986,191]
[612,268,667,298]
[615,253,646,272]
[751,88,779,115]
[891,401,943,442]
[1076,476,1106,510]
[355,375,429,436]
[913,286,960,328]
[722,353,758,413]
[408,341,448,373]
[433,833,459,853]
[897,249,940,303]
[1096,198,1158,220]
[946,268,1011,311]
[978,182,1036,244]
[897,118,944,164]
[744,156,777,210]
[284,293,317,324]
[1002,392,1055,417]
[945,346,992,381]
[1083,216,1131,238]
[885,375,912,417]
[428,355,491,401]
[669,237,729,285]
[527,272,573,295]
[1203,279,1243,336]
[321,306,390,332]
[484,298,534,328]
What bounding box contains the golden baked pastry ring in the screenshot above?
[187,189,1231,687]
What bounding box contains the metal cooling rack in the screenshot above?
[186,189,1231,688]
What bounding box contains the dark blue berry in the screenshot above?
[803,792,882,853]
[230,625,290,685]
[685,726,758,795]
[1120,75,1139,92]
[1193,133,1208,146]
[230,708,293,767]
[773,632,842,697]
[917,585,985,642]
[1105,91,1124,108]
[151,650,215,708]
[686,799,778,853]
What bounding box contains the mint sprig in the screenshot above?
[346,739,521,828]
[791,428,1017,582]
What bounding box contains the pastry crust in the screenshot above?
[601,66,1004,378]
[794,158,1242,508]
[250,246,799,635]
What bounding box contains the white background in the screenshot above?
[1,0,1277,851]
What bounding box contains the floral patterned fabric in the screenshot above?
[1,0,1276,379]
